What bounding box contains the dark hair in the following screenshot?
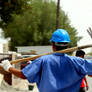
[76,50,85,56]
[55,42,68,51]
[55,46,68,51]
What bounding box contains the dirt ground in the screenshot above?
[13,78,39,92]
[0,74,39,92]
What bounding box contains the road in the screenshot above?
[87,76,92,92]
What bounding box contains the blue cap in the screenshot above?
[50,29,70,43]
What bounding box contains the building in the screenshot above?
[16,46,52,55]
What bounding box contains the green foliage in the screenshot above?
[0,0,30,27]
[3,0,81,50]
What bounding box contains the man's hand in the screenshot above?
[86,84,89,91]
[0,60,12,72]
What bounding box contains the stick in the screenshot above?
[10,44,92,64]
[87,27,92,38]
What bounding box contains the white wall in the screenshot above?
[0,44,3,53]
[0,28,8,53]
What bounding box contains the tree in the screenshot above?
[0,0,30,28]
[56,0,60,29]
[3,0,81,51]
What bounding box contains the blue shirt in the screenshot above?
[22,53,92,92]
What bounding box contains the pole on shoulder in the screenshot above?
[10,44,92,64]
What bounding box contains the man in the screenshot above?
[76,50,89,92]
[1,29,92,92]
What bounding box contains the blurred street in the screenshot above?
[87,76,92,92]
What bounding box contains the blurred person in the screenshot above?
[76,50,89,92]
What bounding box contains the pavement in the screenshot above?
[87,76,92,92]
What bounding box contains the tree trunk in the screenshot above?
[56,0,60,29]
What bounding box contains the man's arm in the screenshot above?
[9,67,26,79]
[1,60,26,79]
[84,76,89,90]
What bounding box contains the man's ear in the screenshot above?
[81,55,84,58]
[52,42,56,51]
[80,55,84,58]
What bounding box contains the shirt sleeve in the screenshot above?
[82,59,92,75]
[72,57,92,75]
[21,57,42,83]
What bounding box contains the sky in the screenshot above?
[0,29,7,43]
[60,0,92,53]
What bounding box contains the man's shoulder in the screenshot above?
[40,54,53,59]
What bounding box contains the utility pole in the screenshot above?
[56,0,60,29]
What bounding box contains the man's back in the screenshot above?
[22,53,87,92]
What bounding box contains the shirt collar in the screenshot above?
[53,53,65,56]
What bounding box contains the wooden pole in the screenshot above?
[10,44,92,64]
